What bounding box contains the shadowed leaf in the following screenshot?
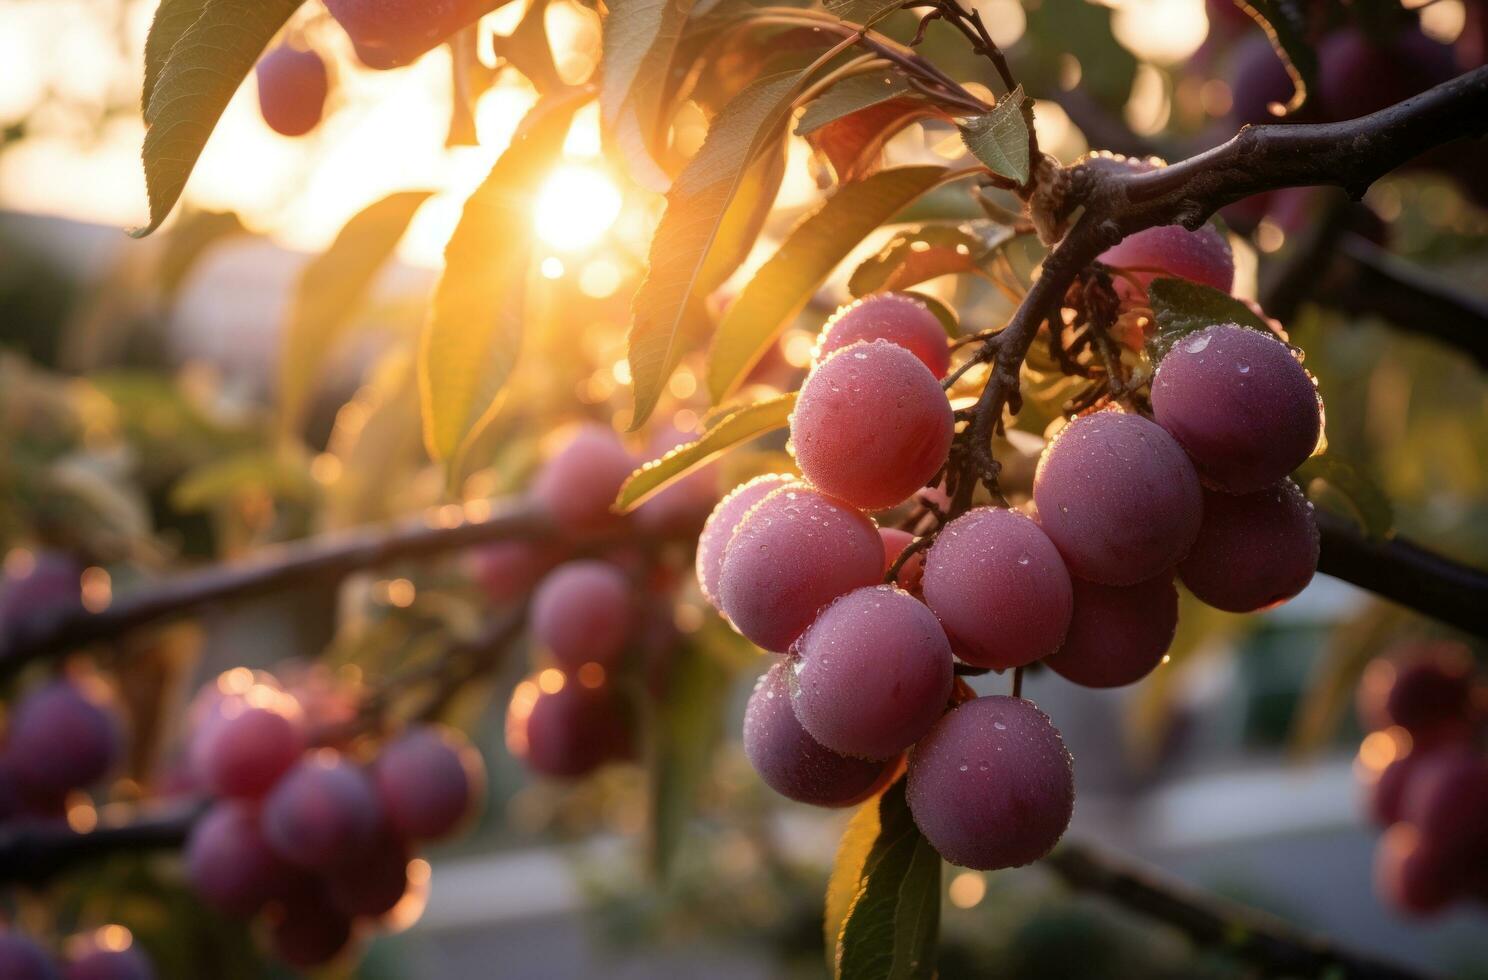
[849,222,1017,296]
[1145,277,1273,362]
[959,86,1031,185]
[806,97,942,185]
[797,70,915,135]
[1294,453,1394,539]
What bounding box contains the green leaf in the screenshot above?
[1294,453,1394,539]
[421,89,588,464]
[616,392,796,511]
[959,86,1031,186]
[1144,277,1273,363]
[280,191,433,440]
[628,68,811,428]
[825,788,884,974]
[601,0,697,129]
[1236,0,1316,114]
[134,0,305,237]
[849,222,1017,296]
[170,449,315,512]
[825,0,905,27]
[697,137,787,296]
[796,70,915,136]
[142,0,209,116]
[902,290,960,337]
[831,779,941,980]
[706,165,963,403]
[647,641,734,877]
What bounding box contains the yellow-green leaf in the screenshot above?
[825,790,884,974]
[616,392,796,512]
[796,70,915,136]
[848,221,1017,296]
[1294,453,1394,539]
[134,0,305,237]
[279,190,433,440]
[1145,277,1273,363]
[420,88,589,465]
[959,85,1031,186]
[706,165,964,404]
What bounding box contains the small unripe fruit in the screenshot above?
[1375,823,1460,916]
[790,340,954,511]
[817,294,951,378]
[717,485,883,652]
[191,699,306,799]
[261,753,380,870]
[743,661,896,807]
[0,930,58,980]
[531,423,635,531]
[922,508,1073,669]
[1044,574,1177,688]
[1033,411,1203,586]
[1151,324,1321,493]
[324,0,493,69]
[267,878,353,969]
[792,585,953,760]
[506,675,631,779]
[7,679,122,800]
[1097,224,1234,305]
[695,474,796,610]
[907,696,1074,870]
[530,560,633,671]
[255,45,329,137]
[185,801,297,917]
[373,725,484,841]
[1179,480,1318,613]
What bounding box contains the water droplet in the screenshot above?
[1236,360,1251,374]
[1183,333,1211,354]
[993,721,1007,731]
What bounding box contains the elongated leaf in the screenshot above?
[1237,0,1315,114]
[142,0,209,115]
[697,138,787,295]
[280,191,433,439]
[797,70,914,135]
[1294,453,1394,538]
[648,641,733,877]
[617,392,796,511]
[1145,277,1273,362]
[826,0,904,27]
[628,68,810,428]
[490,0,561,93]
[825,789,884,973]
[602,0,697,128]
[707,165,961,403]
[156,209,247,299]
[832,779,941,980]
[959,86,1031,186]
[134,0,305,237]
[808,98,941,186]
[849,222,1017,296]
[420,89,588,464]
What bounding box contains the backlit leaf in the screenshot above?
[849,222,1017,296]
[959,86,1031,186]
[796,70,915,135]
[825,0,905,27]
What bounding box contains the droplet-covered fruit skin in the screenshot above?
[1097,224,1234,305]
[792,585,953,760]
[191,701,306,799]
[717,485,883,652]
[267,878,353,969]
[0,930,58,980]
[373,725,483,841]
[743,661,897,807]
[907,695,1075,870]
[509,679,631,779]
[261,753,380,870]
[324,0,493,69]
[1044,574,1177,688]
[790,340,954,511]
[1375,823,1459,916]
[255,45,328,137]
[530,560,632,671]
[7,679,121,800]
[817,293,951,379]
[185,801,297,917]
[1151,324,1321,493]
[530,423,634,531]
[922,508,1072,669]
[694,474,795,611]
[1033,411,1203,586]
[1179,480,1318,613]
[64,946,155,980]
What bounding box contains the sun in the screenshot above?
[533,163,623,252]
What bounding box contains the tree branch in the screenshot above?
[0,803,202,886]
[1045,840,1427,980]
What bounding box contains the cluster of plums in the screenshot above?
[486,422,717,779]
[254,0,494,138]
[0,927,155,980]
[181,668,484,969]
[1356,641,1488,916]
[699,285,1323,870]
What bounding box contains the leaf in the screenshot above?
[628,68,810,429]
[280,191,433,439]
[825,0,905,27]
[1020,0,1135,112]
[796,70,915,135]
[706,165,962,403]
[1293,453,1394,539]
[959,86,1031,186]
[697,137,787,295]
[601,0,697,129]
[170,449,315,512]
[142,0,209,116]
[807,97,942,186]
[617,392,796,511]
[156,209,247,300]
[831,779,941,980]
[490,0,562,93]
[134,0,305,237]
[1236,0,1316,114]
[849,222,1017,296]
[824,789,884,973]
[1144,277,1273,363]
[902,291,960,337]
[647,641,733,877]
[420,89,588,464]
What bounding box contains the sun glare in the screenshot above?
[533,163,623,252]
